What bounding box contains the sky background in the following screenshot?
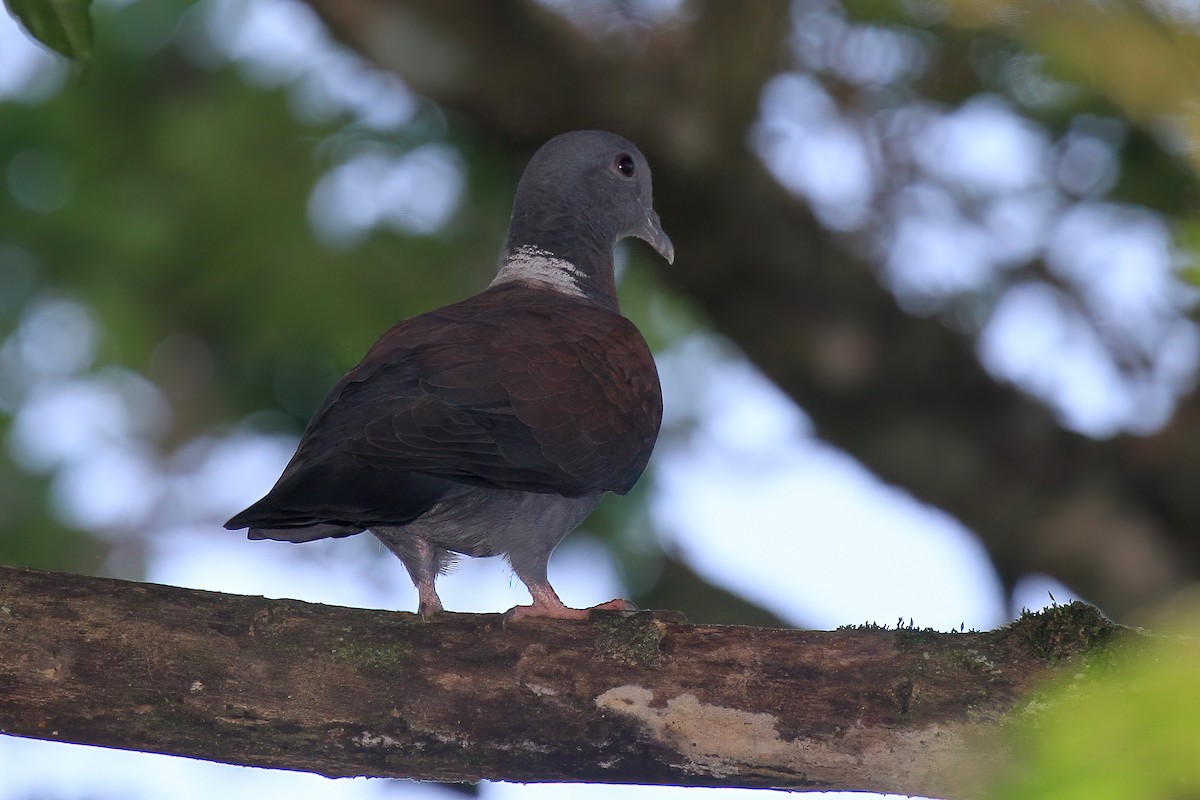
[10,0,1191,797]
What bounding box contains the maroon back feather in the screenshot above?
[227,282,661,530]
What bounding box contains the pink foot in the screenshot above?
[507,604,591,621]
[588,598,638,613]
[506,591,639,621]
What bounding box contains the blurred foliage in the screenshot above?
[985,601,1200,800]
[944,0,1200,271]
[4,0,93,62]
[948,1,1200,159]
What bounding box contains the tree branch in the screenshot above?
[1,565,1120,796]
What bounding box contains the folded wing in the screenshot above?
[225,285,662,532]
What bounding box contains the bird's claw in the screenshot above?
[505,597,638,621]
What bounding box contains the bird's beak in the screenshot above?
[636,204,675,265]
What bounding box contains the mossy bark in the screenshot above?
[0,565,1126,795]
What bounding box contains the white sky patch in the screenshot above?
[51,442,162,533]
[979,282,1134,437]
[1010,573,1082,618]
[10,297,97,380]
[754,72,876,231]
[185,0,415,131]
[977,202,1198,436]
[6,369,170,536]
[1047,203,1192,352]
[0,738,451,800]
[165,432,298,523]
[828,24,930,87]
[308,144,465,247]
[883,187,996,311]
[0,735,922,800]
[201,0,329,86]
[912,95,1052,196]
[790,3,930,88]
[9,380,134,473]
[655,443,1004,631]
[289,48,414,130]
[153,523,405,609]
[980,188,1060,267]
[655,343,1005,631]
[488,783,916,800]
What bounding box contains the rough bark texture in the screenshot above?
[297,0,1200,619]
[1,565,1120,796]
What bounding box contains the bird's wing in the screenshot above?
[327,290,662,497]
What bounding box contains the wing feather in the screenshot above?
[226,285,662,532]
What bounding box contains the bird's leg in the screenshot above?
[506,534,637,620]
[415,582,444,618]
[507,581,637,621]
[374,530,448,618]
[410,538,450,619]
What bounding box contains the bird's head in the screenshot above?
[505,130,675,272]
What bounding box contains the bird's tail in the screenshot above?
[245,523,364,543]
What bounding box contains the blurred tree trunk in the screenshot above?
[302,0,1200,619]
[0,565,1119,797]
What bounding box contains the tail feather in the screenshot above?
[224,461,452,540]
[247,523,365,543]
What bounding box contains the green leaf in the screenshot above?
[4,0,94,62]
[986,608,1200,800]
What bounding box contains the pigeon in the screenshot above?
[225,130,673,620]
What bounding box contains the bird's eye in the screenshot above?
[614,154,636,178]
